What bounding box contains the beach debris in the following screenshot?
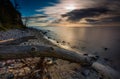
[7,73,14,79]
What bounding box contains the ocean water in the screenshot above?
[31,26,120,71]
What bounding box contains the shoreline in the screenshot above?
[0,28,119,79]
[0,28,85,79]
[34,26,120,72]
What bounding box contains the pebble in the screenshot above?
[83,53,88,56]
[104,47,108,51]
[7,73,14,79]
[0,62,4,68]
[81,69,90,77]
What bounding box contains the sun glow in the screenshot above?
[65,5,76,11]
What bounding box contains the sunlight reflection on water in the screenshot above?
[35,26,120,55]
[33,26,120,71]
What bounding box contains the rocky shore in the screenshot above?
[0,28,119,79]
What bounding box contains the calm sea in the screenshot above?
[31,26,120,71]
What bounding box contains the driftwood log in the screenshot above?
[0,45,92,65]
[0,45,119,79]
[92,62,120,79]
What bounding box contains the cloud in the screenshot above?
[96,16,120,23]
[62,7,110,22]
[85,16,120,26]
[22,14,51,26]
[61,0,120,25]
[35,0,96,19]
[33,0,120,26]
[102,16,120,22]
[86,19,100,23]
[22,14,48,19]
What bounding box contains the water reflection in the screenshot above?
[34,26,120,71]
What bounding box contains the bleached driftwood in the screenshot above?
[0,45,119,79]
[92,62,120,79]
[0,45,92,65]
[0,36,36,45]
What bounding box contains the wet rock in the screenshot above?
[43,31,47,35]
[104,47,108,51]
[62,41,66,43]
[95,55,99,59]
[56,41,59,43]
[48,37,51,39]
[104,58,110,62]
[90,56,99,61]
[83,53,88,56]
[50,47,54,51]
[0,62,5,68]
[81,69,90,77]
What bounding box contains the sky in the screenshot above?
[10,0,120,27]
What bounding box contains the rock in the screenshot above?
[48,37,51,39]
[83,53,88,56]
[7,73,14,79]
[104,47,108,51]
[45,58,53,65]
[0,62,4,68]
[56,41,59,43]
[10,64,14,67]
[62,41,66,43]
[43,31,47,35]
[81,69,90,77]
[104,58,110,62]
[35,72,41,78]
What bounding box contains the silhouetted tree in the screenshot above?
[22,17,30,26]
[24,17,29,26]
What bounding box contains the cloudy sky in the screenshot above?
[11,0,120,27]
